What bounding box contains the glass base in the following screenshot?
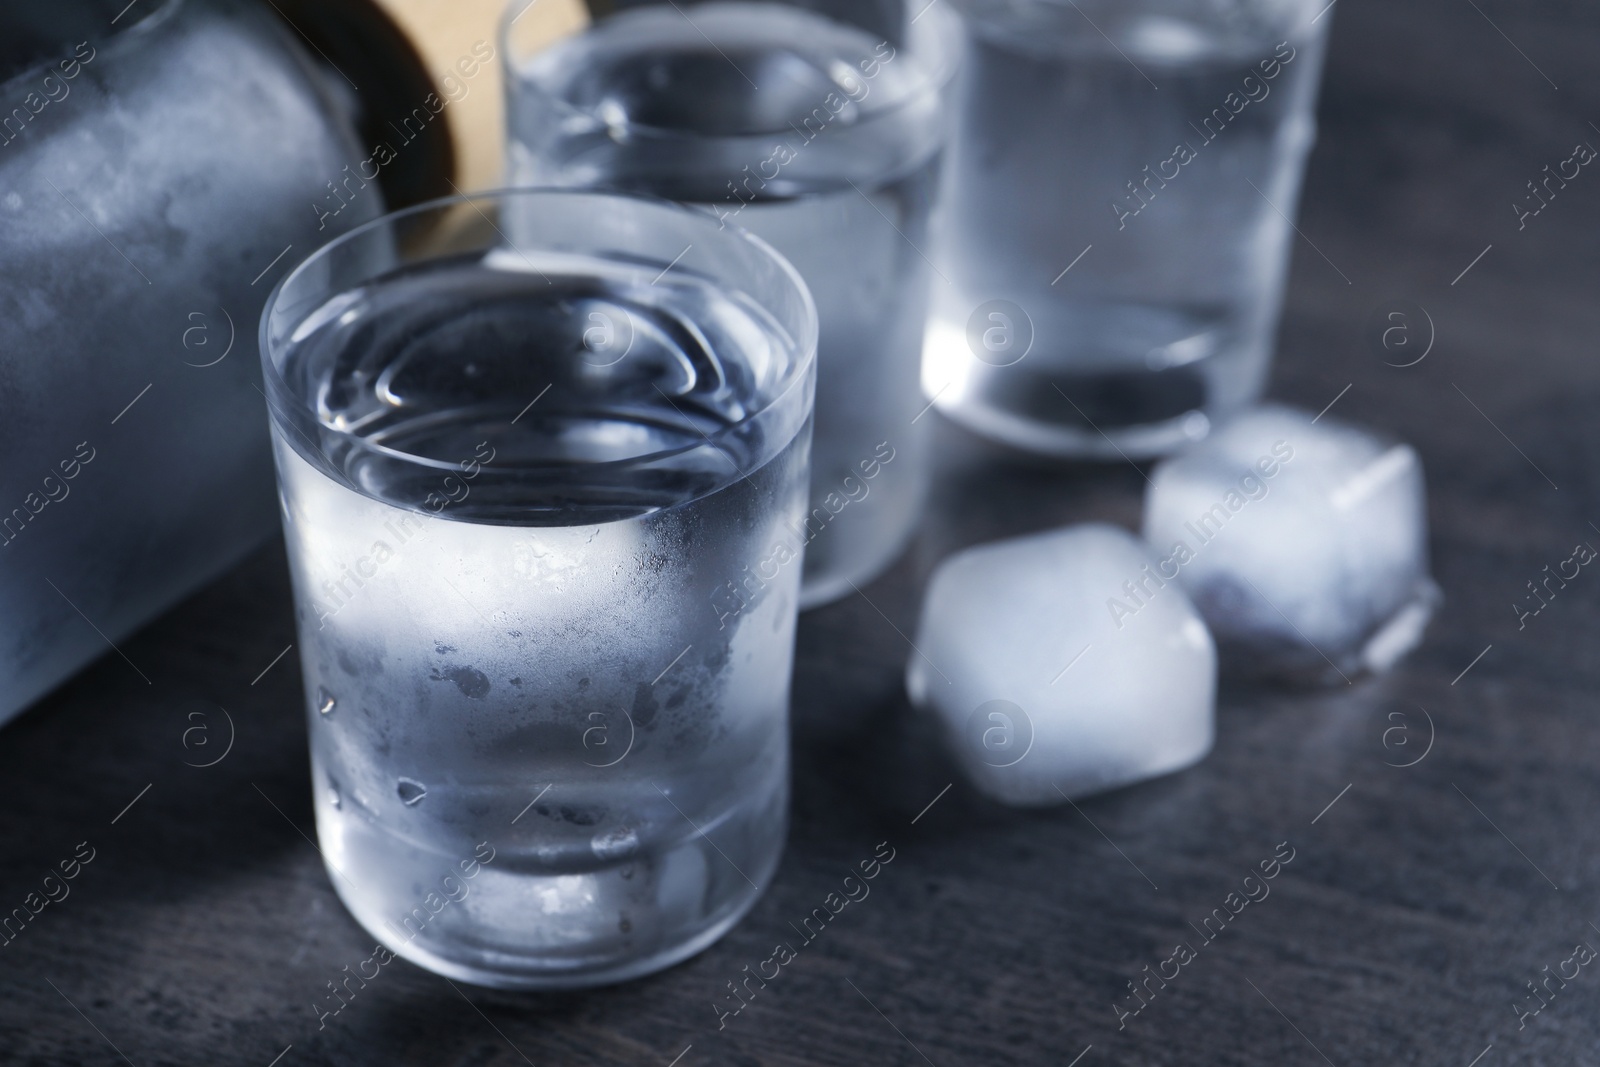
[799,516,917,610]
[934,390,1214,461]
[324,842,778,991]
[798,446,926,609]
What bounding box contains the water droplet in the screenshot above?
[591,825,639,861]
[618,914,632,934]
[397,778,427,806]
[326,778,341,809]
[317,687,336,715]
[428,665,492,699]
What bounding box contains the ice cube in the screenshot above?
[1142,404,1439,683]
[906,524,1216,806]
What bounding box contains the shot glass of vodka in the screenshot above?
[505,1,959,606]
[259,189,817,989]
[923,0,1331,458]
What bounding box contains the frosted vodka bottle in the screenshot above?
[0,0,376,725]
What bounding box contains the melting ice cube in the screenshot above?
[907,524,1216,805]
[1142,404,1439,683]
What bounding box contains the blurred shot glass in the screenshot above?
[505,0,960,606]
[923,0,1332,458]
[260,189,817,989]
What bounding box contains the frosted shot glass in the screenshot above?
[923,0,1332,458]
[260,189,817,989]
[504,1,960,607]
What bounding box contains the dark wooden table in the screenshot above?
[5,1,1599,1063]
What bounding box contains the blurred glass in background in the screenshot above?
[507,1,960,605]
[923,0,1331,458]
[592,0,907,43]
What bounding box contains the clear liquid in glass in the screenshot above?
[508,2,947,605]
[925,1,1328,457]
[271,249,809,988]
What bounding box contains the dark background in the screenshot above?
[4,0,1600,1064]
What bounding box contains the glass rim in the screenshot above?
[499,0,963,144]
[950,0,1332,36]
[260,185,819,474]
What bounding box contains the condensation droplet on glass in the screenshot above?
[397,777,427,806]
[591,825,639,861]
[326,777,341,810]
[317,686,336,715]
